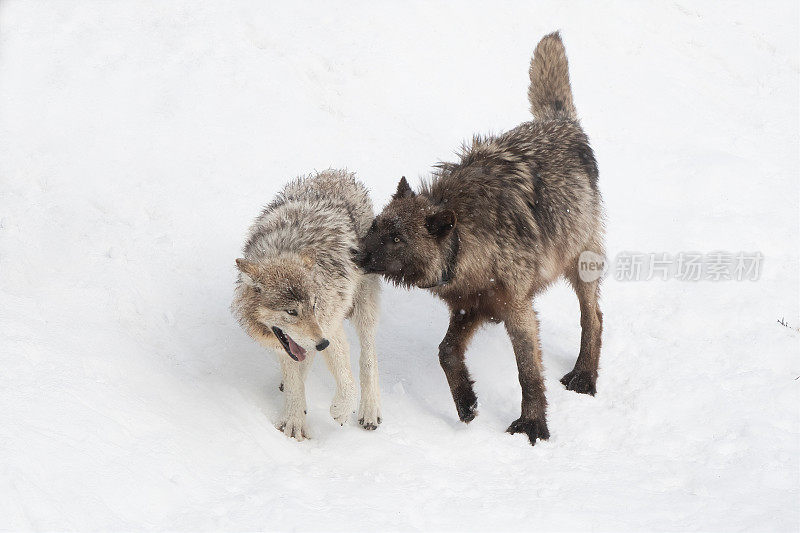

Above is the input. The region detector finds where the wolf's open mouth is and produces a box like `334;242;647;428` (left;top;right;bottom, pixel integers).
271;326;307;362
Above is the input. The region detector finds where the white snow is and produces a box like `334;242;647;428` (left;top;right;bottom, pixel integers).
1;1;798;531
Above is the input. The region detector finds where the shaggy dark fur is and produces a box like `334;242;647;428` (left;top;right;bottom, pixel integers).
359;32;605;445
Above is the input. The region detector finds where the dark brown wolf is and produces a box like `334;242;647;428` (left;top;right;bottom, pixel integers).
358;32;604;445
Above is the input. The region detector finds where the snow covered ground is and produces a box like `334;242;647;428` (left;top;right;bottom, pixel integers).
1;1;798;531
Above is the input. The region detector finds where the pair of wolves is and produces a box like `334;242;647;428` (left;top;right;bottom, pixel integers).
232;32;604;446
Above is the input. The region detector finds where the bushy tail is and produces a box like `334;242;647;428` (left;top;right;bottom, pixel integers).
528;31;577;121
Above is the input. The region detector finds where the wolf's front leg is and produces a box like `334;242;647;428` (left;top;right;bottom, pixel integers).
356;334;381;430
352;276;382;430
324;327;357;426
277;356;310;441
438;309;482;423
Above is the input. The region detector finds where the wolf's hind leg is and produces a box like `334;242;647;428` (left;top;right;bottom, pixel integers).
504;303;549;445
324;326;357;426
562;260;603;395
351;275;382;430
277;356;310;441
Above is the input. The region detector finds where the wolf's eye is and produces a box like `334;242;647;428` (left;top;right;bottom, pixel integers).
286;309;298;316
253;285;262;294
393;237;400;243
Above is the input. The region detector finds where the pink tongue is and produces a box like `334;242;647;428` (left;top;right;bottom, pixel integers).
287;336;307;361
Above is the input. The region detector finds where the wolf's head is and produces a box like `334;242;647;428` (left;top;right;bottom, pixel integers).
234;254;329;361
357;177;457;289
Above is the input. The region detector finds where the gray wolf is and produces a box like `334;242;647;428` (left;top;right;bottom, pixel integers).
357;32;604;445
233;170;382;440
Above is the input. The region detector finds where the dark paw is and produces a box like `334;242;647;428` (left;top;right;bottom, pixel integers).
358;416;382;431
456;391;478;424
506;416;550;445
560;370;596;396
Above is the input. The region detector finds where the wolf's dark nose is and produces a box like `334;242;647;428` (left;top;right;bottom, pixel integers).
316;339;330;351
351;247;365;265
355;251;369;269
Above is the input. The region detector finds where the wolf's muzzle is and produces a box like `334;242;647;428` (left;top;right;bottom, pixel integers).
315;339;330;351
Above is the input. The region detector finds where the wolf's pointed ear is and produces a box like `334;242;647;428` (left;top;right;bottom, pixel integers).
425;209;456;239
299;250;316;270
236;258;259;281
393;176;415;199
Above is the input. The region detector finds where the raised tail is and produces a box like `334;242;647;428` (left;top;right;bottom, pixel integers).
528;31;577;121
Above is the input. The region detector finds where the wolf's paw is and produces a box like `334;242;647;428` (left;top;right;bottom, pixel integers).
454;389;478;423
330;391;356;426
277;415;308;441
506;416;550;446
560;369;597;396
357;399;382;431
